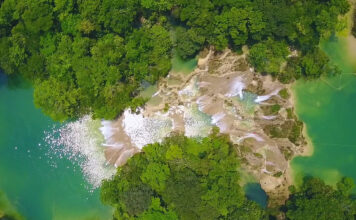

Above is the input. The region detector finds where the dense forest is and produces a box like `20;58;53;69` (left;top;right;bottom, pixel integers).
284;177;356;220
101;132;265;220
101;133;356;220
0;0;350;120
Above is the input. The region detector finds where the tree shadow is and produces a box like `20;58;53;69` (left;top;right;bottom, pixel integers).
0;71;32;90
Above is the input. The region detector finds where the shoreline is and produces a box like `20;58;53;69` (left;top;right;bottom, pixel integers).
285;82;315;190
288;82;314;157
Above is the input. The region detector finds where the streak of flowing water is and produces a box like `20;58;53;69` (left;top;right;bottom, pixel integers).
225;77;245;99
183;105;213;137
254;89;281;103
236;133;265;143
261;115;277;120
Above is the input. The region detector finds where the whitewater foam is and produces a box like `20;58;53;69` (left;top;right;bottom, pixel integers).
122;109;173;149
254;89;281;103
183;105;212;137
225;77;245;99
44;116;116;188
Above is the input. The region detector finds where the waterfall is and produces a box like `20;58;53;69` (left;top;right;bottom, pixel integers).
183;105;212;137
225;77;245;99
122;109;173;149
254;89;281;103
44;115;116;188
236;133;265;143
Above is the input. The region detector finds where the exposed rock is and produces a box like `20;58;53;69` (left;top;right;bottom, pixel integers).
102;49;308;207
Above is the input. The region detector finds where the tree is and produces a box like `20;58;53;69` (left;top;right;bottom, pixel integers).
175;26;205;59
0;0;350;121
248;39;289;74
101;134;265;220
300;48;333;78
285;177;356;220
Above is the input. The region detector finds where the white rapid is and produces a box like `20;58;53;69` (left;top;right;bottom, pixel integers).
225;77;245;99
211;112;226;124
183;105;212;137
261;115;277;120
44;115;116;188
236;133;265;143
254;89;281;103
122;109;173;149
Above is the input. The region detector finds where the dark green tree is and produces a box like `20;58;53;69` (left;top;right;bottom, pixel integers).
285;177;356;220
101;134;265;220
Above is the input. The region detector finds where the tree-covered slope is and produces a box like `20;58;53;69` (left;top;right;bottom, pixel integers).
0;0;350;120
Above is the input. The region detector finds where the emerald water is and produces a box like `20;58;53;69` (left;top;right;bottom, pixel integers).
244;183;268;208
171;52;198;74
0;74;111;220
292;36;356;186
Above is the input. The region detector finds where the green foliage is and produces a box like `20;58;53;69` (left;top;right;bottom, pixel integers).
285;177;356;220
175;26;204;59
0;0;172;120
249;39;289;74
279;89;290;99
101;134;265;220
352;7;356;38
0;0;350;120
300;49;333;78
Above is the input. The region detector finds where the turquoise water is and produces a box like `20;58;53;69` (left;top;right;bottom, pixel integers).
244;183;268;208
171;51;198;74
292;36;356;186
0;73;111;220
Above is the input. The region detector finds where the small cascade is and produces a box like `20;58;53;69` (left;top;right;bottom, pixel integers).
254;89;281;103
261;115;277;120
122;109;173;149
184;105;212;137
225;77;245;99
211;112;226;124
179;77;200;100
100;121;117;143
99;119;137;167
237;133;265;143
